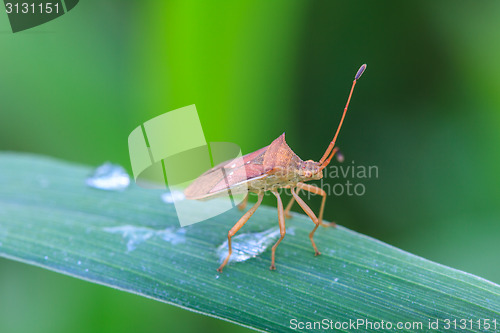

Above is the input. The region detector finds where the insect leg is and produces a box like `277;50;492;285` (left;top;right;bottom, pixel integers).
270;190;286;270
284;193;295;219
217;192;264;272
296;182;336;227
237;193;249;210
291;188;321;256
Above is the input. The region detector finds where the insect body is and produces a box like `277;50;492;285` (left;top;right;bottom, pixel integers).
185;64;367;272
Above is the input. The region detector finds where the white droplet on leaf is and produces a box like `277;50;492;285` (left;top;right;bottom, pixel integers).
86;162;130;191
161;190;185;204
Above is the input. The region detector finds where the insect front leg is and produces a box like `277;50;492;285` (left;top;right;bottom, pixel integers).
270;190;286;270
291;188;321;256
217;192;264;272
296;182;336;227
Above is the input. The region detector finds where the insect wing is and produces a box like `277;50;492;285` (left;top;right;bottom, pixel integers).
184;145;268;199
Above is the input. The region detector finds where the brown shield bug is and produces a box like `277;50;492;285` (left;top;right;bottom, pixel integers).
185;64;367;272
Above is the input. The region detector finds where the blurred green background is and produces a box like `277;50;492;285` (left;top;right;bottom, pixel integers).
1;1;499;332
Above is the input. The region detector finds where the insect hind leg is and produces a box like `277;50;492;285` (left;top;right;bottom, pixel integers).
270;190;286;270
217;192;264;272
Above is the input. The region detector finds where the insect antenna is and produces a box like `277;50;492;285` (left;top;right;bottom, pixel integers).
319;64;366;170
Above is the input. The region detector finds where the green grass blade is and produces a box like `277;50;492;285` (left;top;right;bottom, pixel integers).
0;153;498;332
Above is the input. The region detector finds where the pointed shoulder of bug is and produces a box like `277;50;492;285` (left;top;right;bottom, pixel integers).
243;133;325;192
